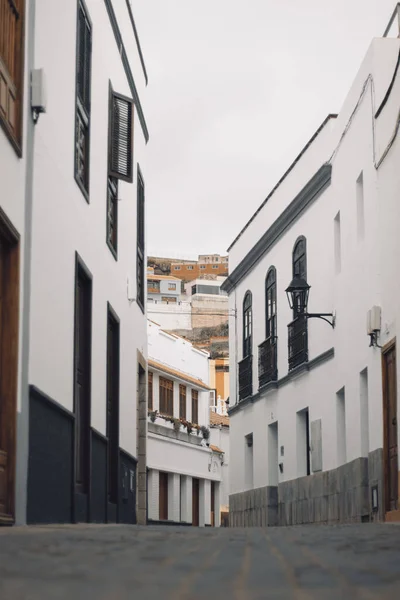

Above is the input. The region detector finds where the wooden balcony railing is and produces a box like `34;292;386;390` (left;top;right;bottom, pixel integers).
238;355;252;401
288;315;308;371
258;337;278;387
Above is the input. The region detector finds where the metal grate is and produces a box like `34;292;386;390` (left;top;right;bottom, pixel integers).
238;355;252;401
258;337;278;387
288;316;308;371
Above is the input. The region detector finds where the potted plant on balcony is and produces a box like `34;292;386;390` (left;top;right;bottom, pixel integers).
173;418;181;433
201;426;210;445
149;410;158;423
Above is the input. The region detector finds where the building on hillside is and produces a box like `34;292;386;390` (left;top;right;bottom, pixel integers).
147;321;224;526
147;268;182;304
0;0;149;526
223;9;400;526
172;255;229;281
185;277;229;329
209;410;230;526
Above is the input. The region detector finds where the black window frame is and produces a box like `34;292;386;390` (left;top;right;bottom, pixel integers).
265;267;277;339
74;0;92;202
106;302;120;505
243;291;253;359
292;236;307;317
136;165;145;312
106;176;118;259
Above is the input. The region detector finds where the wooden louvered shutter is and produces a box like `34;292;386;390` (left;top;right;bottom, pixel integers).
0;0;24;151
109;91;134;183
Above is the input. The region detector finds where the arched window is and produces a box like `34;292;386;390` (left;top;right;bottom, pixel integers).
292;237;307;315
292;236;307;279
243;291;252;358
265;267;277;339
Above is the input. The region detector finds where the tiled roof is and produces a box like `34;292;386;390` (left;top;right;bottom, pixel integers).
210;444;224;454
210;411;230;427
148;359;211;391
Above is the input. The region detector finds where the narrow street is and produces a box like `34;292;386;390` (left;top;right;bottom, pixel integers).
1;524;400;599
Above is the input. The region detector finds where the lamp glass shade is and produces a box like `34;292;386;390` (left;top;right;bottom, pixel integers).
285;277;310;313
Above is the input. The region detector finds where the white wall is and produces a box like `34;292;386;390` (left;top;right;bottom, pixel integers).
147;300;192;331
28;0;148;457
148;320;209;385
228;37;400;495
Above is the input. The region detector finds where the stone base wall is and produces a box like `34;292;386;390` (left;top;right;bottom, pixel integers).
229;452;385;527
229;486;278;527
279;457;369;526
368;448;384;522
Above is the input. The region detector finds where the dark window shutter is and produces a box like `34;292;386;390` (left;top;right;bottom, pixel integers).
109;92;134;182
77;5;91;112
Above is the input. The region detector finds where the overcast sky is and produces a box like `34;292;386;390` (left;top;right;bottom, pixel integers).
134;0;396;259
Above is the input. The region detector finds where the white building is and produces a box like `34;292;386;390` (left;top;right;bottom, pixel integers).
1;0;149;526
147;321;224;526
209;409;230;526
223;10;400;526
147;270;182;303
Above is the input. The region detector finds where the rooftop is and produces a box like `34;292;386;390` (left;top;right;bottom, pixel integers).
148;359;211;391
210;411;230;427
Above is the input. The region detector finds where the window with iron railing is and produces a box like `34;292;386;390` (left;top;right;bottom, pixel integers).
288;315;308;371
258;337;277;387
238;355;252;401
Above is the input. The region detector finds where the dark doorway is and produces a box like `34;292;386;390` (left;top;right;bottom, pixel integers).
107;304;120;511
73;256;92;521
0;211;20;525
211;481;215;527
159;472;168;520
192;478;200;526
383;342;398;514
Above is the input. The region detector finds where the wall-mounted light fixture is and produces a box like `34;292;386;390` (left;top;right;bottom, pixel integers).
285;277;335;328
31;68;47;124
367;306;382;348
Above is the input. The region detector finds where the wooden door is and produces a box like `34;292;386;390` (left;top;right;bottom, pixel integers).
211;481;215;527
383;343;398;513
192;478;199;526
0;217;20;526
159;472;168;520
107;306;119;506
74;263;92;498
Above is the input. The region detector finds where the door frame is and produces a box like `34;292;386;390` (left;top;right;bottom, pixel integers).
0;207;20;525
382;337;399;520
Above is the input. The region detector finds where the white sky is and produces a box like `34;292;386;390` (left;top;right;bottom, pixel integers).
134;0;397;259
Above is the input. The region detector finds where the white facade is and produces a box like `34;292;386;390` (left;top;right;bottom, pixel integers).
1;0;150;525
147;274;182;303
147;321;224;526
225;31;400;524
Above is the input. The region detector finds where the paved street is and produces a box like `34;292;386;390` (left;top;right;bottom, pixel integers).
0;524;400;599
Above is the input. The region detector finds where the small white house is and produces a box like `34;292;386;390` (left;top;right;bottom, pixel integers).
147;320;224;526
223;10;400;526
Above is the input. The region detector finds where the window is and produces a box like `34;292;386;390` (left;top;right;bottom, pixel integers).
244;434;254;490
191;285;197;295
200;265;206;270
243;291;252;358
108;90;134;182
168;283;177;290
174;266;181;271
107;304;120;504
148;280;160;292
161;296;177;303
159;377;173;416
265;267;277;339
148;372;153;410
297;409;310;476
288;237;308;370
336;388;347;466
0;0;25;152
212;265;218;269
334;212;341;274
159;472;168;520
187;266;194;270
74;1;92;198
106;177;118;257
179;385;186;419
137;167;145;309
191;389;198;424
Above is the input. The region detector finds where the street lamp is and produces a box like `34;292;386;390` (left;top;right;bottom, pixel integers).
285;276;335;328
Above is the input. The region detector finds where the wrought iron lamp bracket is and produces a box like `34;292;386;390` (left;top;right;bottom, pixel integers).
306;312;335;329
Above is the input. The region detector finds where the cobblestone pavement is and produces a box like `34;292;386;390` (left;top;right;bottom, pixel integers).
1;523;400;599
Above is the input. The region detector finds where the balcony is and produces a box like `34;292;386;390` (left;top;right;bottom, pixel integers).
288;315;308;371
258;337;277;388
238;355;252;401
